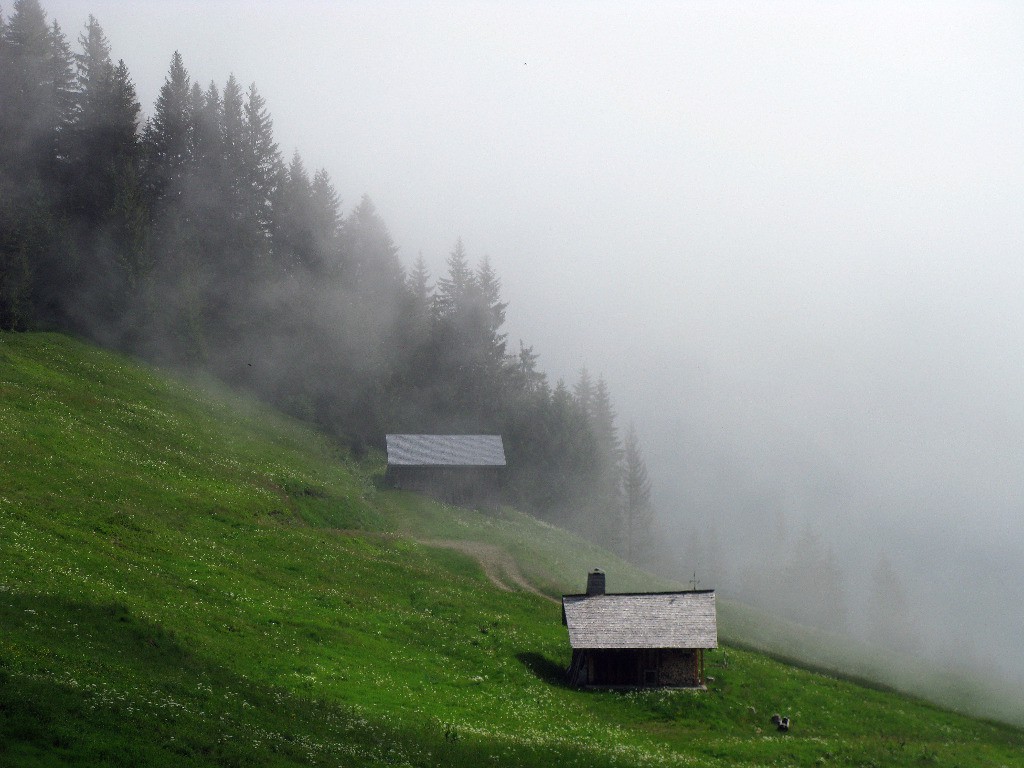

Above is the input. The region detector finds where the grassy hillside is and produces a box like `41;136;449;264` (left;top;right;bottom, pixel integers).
1;332;1021;767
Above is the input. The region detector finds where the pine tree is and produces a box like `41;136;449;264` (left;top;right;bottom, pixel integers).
1;1;72;171
191;81;222;172
275;166;341;282
69;18;141;231
573;368;594;421
341;195;403;296
0;7;8;115
0;2;76;329
71;16;115;211
240;82;282;264
183;80;234;353
38;19;77;323
621;422;654;561
211;73;258;283
109;60;140;156
310;168;341;267
220;74;245;213
407;252;432;321
141;52;212;363
588;375;623;551
143;51;192;207
108;153;148;306
554;378;602;526
433;237;473;319
62;15;143;337
474;255;508;365
273;151;303;263
0;8;7;90
0;2;38;329
592;377;620;461
41;19;75;181
426;240;513;424
514;341;546;393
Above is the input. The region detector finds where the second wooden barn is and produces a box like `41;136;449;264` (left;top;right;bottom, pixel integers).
384;434;506;506
562;569;718;688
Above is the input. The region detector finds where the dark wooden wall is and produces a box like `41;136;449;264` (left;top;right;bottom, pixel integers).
386;466;502;506
568;648;705;688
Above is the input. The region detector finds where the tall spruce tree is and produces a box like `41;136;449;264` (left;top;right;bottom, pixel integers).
427;240;512;426
1;1;53;174
341;195;403;297
69;15;115;223
514;341;545;393
309;168;341;275
142;51;207;362
272;151;315;274
474;255;508;367
63;16;142;337
210;73;258;292
143;51;191;208
220;74;245;217
621;422;654;561
41;19;75;182
407;252;432;322
588;375;623;550
240;82;282;267
555;378;602;525
190;81;222;172
0;2;75;329
0;3;33;329
69;18;140;221
573;368;594;422
433;237;473;319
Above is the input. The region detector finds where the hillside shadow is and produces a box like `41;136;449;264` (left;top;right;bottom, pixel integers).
0;590;411;764
2;592;196;676
516;652;571;688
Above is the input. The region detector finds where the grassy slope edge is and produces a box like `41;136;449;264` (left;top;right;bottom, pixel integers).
1;332;1021;767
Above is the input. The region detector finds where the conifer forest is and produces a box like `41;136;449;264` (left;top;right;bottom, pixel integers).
0;0;653;557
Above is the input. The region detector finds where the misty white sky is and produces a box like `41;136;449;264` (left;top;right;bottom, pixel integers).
42;1;1024;563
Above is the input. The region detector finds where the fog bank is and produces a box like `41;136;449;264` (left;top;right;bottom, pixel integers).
45;0;1024;718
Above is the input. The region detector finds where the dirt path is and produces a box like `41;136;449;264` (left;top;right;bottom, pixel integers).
419;539;558;604
328;529;558;603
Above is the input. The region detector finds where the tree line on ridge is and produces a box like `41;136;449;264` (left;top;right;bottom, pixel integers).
0;0;655;559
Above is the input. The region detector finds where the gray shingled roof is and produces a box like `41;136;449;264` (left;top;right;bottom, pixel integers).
385;434;507;467
562;591;718;650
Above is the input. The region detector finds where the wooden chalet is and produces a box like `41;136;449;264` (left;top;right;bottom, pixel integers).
561;570;718;688
384;434;506;506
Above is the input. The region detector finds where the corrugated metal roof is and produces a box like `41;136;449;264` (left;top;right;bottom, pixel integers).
562;591;718;650
385;434;507;467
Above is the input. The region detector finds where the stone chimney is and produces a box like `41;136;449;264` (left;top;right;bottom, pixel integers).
586;568;606;596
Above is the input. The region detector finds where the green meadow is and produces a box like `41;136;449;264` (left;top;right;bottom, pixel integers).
1;332;1021;766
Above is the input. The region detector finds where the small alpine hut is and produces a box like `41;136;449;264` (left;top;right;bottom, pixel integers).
561;569;718;688
384;434;506;506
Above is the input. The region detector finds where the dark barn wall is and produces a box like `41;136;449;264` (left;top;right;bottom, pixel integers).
569;648;704;688
386;466;503;506
590;649;645;686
